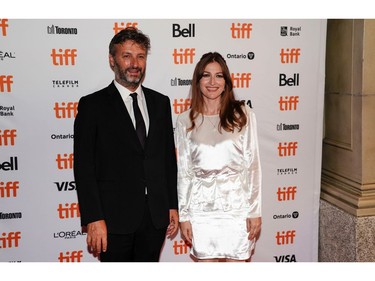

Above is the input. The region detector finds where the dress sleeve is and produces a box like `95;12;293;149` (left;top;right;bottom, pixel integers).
175;115;193;222
244;109;262;218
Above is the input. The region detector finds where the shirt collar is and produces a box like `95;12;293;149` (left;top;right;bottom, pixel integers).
113;80;144;101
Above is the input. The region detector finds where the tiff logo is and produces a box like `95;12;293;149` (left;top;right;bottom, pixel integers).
277;186;297;201
173;98;191;114
278;142;298;157
54;102;78;118
230;23;252;39
113;22;138;35
0;129;17;146
231;73;251;88
0;75;14;93
0;19;9;36
279;96;299;111
173;240;190;255
58;250;83;262
172;48;195;64
57;203;80;219
276;230;296;245
0;181;19;198
51;49;77;66
56;153;74;170
0;231;21;249
280;48;301;63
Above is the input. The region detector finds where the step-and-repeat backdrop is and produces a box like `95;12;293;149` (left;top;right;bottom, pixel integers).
0;19;326;262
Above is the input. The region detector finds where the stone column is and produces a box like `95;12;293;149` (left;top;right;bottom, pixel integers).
320;19;375;262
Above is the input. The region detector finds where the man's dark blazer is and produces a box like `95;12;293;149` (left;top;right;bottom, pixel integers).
73;81;178;234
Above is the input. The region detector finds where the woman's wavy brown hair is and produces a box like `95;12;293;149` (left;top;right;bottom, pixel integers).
188;52;247;132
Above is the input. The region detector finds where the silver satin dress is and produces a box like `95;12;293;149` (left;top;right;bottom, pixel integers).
176;105;262;260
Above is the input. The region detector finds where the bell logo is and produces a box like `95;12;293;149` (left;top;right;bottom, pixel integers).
280;48;301;64
276;230;296;245
0;75;14;93
54;102;78;118
279;96;299;111
173;240;190;255
51;48;77;66
173;98;191;114
0;231;21;249
56;153;74;170
58;250;83;262
0;129;17;146
278;142;298;157
172;48;195;64
0;19;8;36
230;23;252;39
231;73;251;88
0;181;19;198
277;186;297;201
57;202;80;219
113;22;138;34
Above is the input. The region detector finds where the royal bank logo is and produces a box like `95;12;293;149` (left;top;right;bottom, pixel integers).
0;105;15;117
47;25;78;35
280;26;302;37
0;51;16;61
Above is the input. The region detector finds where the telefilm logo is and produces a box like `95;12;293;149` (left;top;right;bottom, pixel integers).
172;23;195;37
273;211;299;220
170;77;192;86
230;23;252;39
274;254;297;262
0;211;22;220
113;22;138;34
0;75;14;93
0;181;19;198
0;231;21;249
0;156;18;171
0;105;15;117
0;19;9;36
277;167;298;175
280;26;302;37
0;51;16;61
58;250;83;262
53;229;86;239
47;25;78;35
52;80;79;88
227;52;255;60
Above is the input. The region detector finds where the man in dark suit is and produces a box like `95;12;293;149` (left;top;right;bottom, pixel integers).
73;27;178;262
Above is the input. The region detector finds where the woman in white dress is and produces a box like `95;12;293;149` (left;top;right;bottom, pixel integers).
175;52;262;262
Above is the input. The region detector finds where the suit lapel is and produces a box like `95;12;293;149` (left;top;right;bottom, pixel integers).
143;86;156;151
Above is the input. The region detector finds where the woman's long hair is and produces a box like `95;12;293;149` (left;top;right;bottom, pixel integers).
188;52;247;132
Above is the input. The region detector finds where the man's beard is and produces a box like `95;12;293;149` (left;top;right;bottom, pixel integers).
115;61;144;88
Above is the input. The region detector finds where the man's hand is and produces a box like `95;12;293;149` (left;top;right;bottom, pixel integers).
167;209;179;238
86;220;107;255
